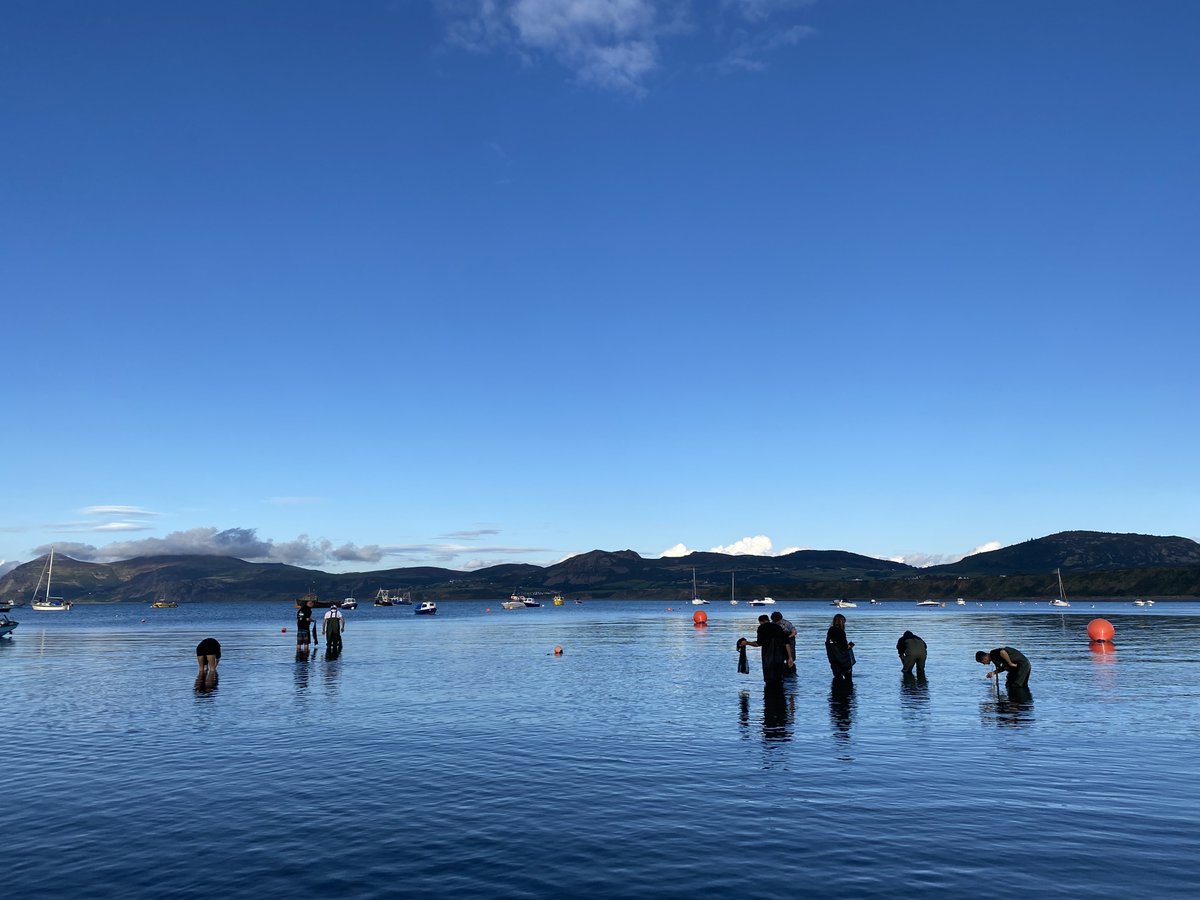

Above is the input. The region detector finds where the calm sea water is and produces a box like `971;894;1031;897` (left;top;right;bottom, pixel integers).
4;599;1199;898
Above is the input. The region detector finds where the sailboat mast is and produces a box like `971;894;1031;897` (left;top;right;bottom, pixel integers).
47;548;54;599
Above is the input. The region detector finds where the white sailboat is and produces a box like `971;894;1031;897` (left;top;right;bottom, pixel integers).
690;569;708;605
729;572;737;605
31;549;72;612
1049;568;1071;608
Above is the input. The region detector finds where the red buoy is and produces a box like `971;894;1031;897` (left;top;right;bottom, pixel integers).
554;645;563;656
693;610;708;625
1087;618;1115;642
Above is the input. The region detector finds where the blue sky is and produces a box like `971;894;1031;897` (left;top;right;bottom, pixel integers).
3;0;1198;576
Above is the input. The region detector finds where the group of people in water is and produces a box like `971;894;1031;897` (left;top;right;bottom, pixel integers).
738;612;1032;691
294;598;346;655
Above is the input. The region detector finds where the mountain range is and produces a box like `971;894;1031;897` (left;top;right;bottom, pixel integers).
2;530;1198;604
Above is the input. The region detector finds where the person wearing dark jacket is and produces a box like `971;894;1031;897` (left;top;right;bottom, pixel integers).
976;646;1031;688
825;614;854;683
896;630;927;678
739;615;794;686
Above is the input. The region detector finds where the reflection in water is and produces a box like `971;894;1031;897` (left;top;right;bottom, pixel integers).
828;680;855;757
736;686;796;761
1089;640;1117;690
762;685;794;744
981;685;1035;728
899;674;930;723
193;671;218;697
294;648;312;694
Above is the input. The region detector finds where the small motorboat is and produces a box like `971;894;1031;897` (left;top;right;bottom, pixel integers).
151;600;178;608
956;598;966;606
501;599;524;610
414;601;437;616
0;615;18;638
341;597;358;610
748;597;775;607
521;597;543;608
916;600;940;608
832;598;857;609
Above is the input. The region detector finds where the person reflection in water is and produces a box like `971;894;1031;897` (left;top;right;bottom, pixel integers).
828;677;854;743
976;647;1031;689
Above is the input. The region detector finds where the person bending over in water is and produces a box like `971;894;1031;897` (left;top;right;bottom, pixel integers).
896;630;927;678
196;637;221;675
976;646;1031;688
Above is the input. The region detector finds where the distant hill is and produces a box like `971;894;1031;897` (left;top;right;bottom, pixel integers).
927;531;1200;576
1;531;1197;603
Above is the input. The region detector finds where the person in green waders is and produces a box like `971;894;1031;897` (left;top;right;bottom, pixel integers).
323;604;345;653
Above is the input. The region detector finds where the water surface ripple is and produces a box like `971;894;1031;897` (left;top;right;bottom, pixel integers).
4;600;1198;897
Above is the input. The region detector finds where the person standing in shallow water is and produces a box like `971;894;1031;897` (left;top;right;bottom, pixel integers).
896;630;927;678
295;600;314;648
323;604;345;652
976;646;1031;688
825;614;855;683
739;614;794;685
771;611;797;675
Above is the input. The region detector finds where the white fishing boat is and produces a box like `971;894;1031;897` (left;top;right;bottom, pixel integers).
414;600;437;616
1049;569;1071;608
690;569;709;605
832;598;857;609
747;596;775;607
501;598;525;610
916;599;939;608
341;597;358;610
31;549;72;611
0;615;18;637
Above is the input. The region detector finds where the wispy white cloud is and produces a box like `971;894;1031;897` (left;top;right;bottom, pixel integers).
79;505;161;517
438;0;816;92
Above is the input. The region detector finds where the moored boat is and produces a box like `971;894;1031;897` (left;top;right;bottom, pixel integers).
1049;569;1071;607
151;600;178;609
832;598;857;609
341;597;358;610
747;596;775;607
414;600;437;615
31;549;72;611
0;615;18;638
916;599;940;608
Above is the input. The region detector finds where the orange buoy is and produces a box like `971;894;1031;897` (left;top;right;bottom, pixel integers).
554;646;563;656
666;607;673;612
1087;618;1115;642
693;610;708;625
